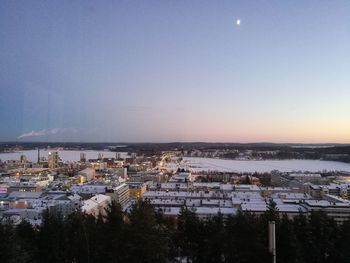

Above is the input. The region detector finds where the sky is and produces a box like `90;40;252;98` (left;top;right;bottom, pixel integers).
1;0;350;143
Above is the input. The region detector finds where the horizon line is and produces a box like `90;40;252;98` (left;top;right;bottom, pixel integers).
1;141;350;146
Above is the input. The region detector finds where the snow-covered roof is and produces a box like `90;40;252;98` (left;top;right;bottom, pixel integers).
241;203;305;213
91;194;111;204
113;183;128;192
271;192;311;200
159;206;237;216
304;200;350;208
290;173;321;177
81;194;111;213
8;191;43;199
81;199;98;212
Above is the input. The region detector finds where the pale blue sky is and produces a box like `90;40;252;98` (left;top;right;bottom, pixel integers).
1;1;350;142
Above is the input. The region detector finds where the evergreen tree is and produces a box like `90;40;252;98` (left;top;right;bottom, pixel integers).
36;210;66;263
203;213;225;263
276;214;297;263
2;200;350;263
125;200;169;263
0;222;24;263
307;211;338;263
293;212;311;263
102;201;127;262
263;198;279;223
176;206;205;262
16;220;37;263
222;214;239;263
64;212;92;263
335;219;350;263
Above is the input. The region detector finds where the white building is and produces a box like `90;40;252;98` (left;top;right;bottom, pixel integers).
2;192;82;225
109;183;129;209
169;172;193;183
81;194;111;217
78;168;96;183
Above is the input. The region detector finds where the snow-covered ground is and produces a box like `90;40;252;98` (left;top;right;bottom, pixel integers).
175;157;350;173
0;150;129;162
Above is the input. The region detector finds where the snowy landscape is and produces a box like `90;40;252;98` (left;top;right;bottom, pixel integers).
178;157;350;173
2;150;350;173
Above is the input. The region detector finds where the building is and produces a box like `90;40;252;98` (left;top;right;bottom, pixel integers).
289;173;322;183
48;152;59;169
169;172;193;183
142;181;350;221
71;183;130;209
109;183;129;209
81;194;111;217
80;153;86;163
301;199;350;222
77;168;96;183
2;191;81;225
8;182;39;193
20;155;27;163
71;184;108;196
127;182;147;199
91;162;108;171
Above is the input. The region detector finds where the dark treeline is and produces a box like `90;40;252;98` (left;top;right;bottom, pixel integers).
1;200;350;263
2;142;350;159
1;142;350;163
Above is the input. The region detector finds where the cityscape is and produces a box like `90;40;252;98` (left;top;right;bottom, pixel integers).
1;142;350;262
1;1;350;263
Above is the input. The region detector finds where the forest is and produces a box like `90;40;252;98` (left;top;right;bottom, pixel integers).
1;200;350;263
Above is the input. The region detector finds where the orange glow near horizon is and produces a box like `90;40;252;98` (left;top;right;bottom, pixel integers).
158;114;350;144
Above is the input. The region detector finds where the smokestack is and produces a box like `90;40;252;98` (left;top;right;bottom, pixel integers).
37;148;40;164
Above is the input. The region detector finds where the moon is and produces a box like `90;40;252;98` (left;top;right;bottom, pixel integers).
236;19;241;26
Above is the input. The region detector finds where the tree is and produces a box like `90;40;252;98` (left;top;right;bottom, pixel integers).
64;212;93;263
125;200;169;262
16;220;37;263
335;219;350;262
263;198;279;223
276;214;297;263
0;222;24;263
176;207;209;262
307;211;338;263
101;201;127;262
223;211;270;263
203;213;225;263
36;210;66;263
293;212;311;262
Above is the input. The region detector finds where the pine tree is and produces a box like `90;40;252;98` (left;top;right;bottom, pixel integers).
293;212;311;262
36;210;66;263
102;201;127;262
16;220;37;263
176;206;205;262
276;214;297;263
125;200;169;263
336;219;350;263
263;198;279;222
64;212;92;263
204;212;225;263
0;222;23;263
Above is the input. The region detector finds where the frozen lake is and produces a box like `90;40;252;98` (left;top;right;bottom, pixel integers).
0;150;129;162
180;157;350;173
2;151;350;173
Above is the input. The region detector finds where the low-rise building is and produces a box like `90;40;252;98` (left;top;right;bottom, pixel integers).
81;194;111;217
127;182;147;199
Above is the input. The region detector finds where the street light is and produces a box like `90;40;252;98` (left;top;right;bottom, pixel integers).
268;221;276;263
